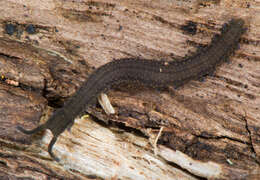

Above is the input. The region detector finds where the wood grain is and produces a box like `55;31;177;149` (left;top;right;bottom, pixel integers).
0;0;259;179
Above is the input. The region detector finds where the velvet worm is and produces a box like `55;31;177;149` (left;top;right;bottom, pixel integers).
17;18;246;161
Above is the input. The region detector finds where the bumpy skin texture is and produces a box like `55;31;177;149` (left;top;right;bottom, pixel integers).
17;18;246;161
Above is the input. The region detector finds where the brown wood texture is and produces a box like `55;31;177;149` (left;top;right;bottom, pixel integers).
0;0;259;179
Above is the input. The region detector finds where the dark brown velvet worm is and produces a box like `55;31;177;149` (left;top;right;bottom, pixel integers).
17;18;246;161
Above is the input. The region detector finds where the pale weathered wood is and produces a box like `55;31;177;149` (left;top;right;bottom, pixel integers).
0;0;260;179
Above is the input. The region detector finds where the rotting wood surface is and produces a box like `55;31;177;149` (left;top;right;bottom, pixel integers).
0;0;259;179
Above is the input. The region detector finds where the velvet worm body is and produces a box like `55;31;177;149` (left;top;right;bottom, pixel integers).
17;18;246;161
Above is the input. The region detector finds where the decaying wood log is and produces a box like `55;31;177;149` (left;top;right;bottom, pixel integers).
0;0;259;179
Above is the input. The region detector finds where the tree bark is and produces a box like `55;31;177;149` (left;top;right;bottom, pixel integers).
0;0;259;179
